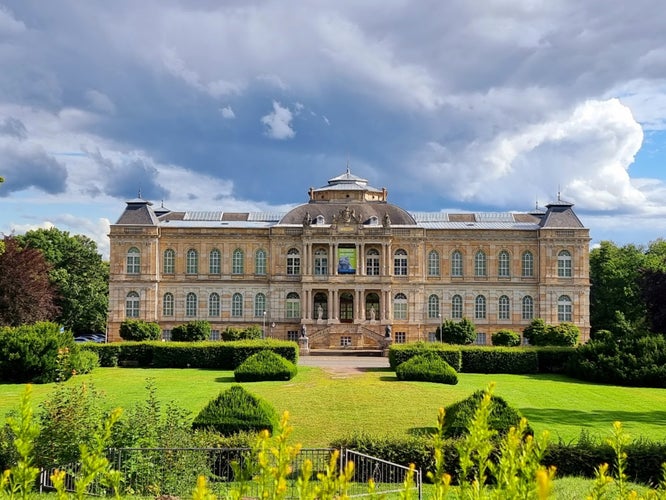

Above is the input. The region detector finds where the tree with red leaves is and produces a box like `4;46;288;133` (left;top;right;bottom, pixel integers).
0;236;59;326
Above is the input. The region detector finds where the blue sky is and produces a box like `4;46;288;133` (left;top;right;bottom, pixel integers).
1;1;666;258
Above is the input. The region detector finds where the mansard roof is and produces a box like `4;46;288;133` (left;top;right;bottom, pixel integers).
539;199;585;228
115;198;159;225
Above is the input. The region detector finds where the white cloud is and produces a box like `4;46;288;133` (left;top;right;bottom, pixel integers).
261;101;295;140
220;106;235;119
0;5;25;36
85;90;116;115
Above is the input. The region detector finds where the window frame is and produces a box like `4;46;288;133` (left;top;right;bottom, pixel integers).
393;292;408;320
254;293;266;317
394;249;408;276
522;295;534;320
498;295;510;320
451;294;463;319
427;294;440;319
208;292;220;317
209;249;221;274
451;250;463;277
255;249;267;275
498;251;510;277
314;248;328;276
126;291;140;318
427;250;440;277
475;295;486;320
558;295;573;322
185;292;198;317
186;249;198;274
163;249;175;274
474;251;487;277
366;248;380;276
231;292;243;317
286;248;300;276
286;292;301;319
558;250;572;277
126;247;140;274
232;248;244;275
162;292;174;316
522;251;534;277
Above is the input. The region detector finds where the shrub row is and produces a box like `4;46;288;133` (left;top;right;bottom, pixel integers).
331;434;666;485
81;339;298;369
388;342;575;374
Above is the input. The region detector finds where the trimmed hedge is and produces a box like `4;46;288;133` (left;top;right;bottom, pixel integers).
234;350;297;382
395;353;458;384
442;390;531;439
459;347;538;374
81;339;298;369
491;329;521;347
191;385;279;436
388;342;575;375
388;342;462;371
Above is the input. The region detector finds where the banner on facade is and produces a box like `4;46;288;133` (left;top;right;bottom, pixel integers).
337;247;357;274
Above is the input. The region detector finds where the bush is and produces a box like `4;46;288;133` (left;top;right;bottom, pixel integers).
460;347;538;374
388;342;462;370
119;319;161;341
395;353;458;384
0;322;77;383
440;318;476;345
523;318;579;346
234;350;297;382
69;349;99;374
535;346;576;373
221;325;263;341
171;320;211;342
442;390;531;439
491;329;521;347
192;386;279;436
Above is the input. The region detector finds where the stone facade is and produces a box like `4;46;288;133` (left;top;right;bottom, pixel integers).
108;170;590;347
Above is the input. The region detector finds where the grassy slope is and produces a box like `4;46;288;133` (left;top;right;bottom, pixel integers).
1;367;665;447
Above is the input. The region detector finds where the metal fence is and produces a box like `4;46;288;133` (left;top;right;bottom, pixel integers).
39;447;421;499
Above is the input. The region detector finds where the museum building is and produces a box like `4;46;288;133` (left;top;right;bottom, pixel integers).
107;169;591;346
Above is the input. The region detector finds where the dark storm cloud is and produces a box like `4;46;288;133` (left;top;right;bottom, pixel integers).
0;117;27;140
0;148;67;196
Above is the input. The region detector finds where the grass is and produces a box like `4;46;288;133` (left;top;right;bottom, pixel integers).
1;366;666;447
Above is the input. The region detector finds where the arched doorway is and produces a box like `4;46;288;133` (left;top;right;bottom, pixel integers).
365;292;380;320
339;292;354;323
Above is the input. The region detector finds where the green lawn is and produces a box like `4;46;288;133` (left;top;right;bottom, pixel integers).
1;366;665;447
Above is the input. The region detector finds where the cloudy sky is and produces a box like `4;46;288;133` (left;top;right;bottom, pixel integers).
1;0;666;258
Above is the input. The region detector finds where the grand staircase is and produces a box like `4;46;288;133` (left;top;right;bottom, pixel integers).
303;324;390;356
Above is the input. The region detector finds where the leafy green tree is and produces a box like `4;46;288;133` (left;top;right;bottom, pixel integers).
119;319;161;341
440;318;476;345
17;227;108;335
0;237;58;326
171;320;211;341
491;329;521;347
523;318;579;346
640;267;666;334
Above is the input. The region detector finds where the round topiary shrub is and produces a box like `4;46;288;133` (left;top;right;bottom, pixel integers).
234;350;297;382
119;319;161;341
171;320;211;341
395;353;458;385
442;390;531;438
491;329;521;347
192;385;279;436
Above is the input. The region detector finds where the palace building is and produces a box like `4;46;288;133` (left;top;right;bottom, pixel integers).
107;169;591;347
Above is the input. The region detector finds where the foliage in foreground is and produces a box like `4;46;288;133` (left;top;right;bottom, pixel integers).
395;353;458;384
172;320;212;342
118;319;161;341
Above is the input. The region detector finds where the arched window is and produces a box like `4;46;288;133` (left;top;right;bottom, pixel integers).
316;215;325;225
558;295;572;322
126;247;140;274
314;248;328;275
522;251;534;277
254;293;266;317
232;293;243;317
366;249;380;276
163;249;175;274
558;250;572;277
286;292;300;319
498;295;510;320
365;293;380;320
451;250;463;277
255;249;267;275
162;292;174;316
451;294;463;319
498;251;510;277
428;294;440;319
186;292;198;317
186;249;198;274
287;248;300;275
208;293;220;317
475;295;486;319
394;249;408;276
209;249;221;274
232;249;244;275
522;295;534;320
393;293;408;320
474;251;487;277
428;250;440;277
125;291;140;317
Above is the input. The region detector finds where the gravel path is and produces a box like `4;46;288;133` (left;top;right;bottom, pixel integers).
298;355;390;377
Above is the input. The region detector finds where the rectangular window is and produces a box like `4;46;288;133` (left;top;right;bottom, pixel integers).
366;256;380;276
395;332;406;344
475;332;487;345
340;336;352;347
287;330;299;342
394;303;407;320
210;330;220;341
162;329;171;341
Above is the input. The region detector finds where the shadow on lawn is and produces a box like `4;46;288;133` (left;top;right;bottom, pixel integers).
521;407;666;428
214;375;236;383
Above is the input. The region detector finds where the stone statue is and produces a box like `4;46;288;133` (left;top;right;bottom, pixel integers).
385;325;392;338
302;211;312;226
383;212;391;228
300;324;307;337
317;304;323;320
369;306;376;321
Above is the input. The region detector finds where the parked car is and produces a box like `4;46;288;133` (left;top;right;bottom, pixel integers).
74;333;106;343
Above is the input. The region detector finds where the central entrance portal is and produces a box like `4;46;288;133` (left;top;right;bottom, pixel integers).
339;292;354;323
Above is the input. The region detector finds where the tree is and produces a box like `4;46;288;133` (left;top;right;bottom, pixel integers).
0;237;59;326
440;318;476;345
119;319;161;341
523;318;579;346
16;228;108;335
171;320;211;341
589;241;648;332
640;268;666;334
